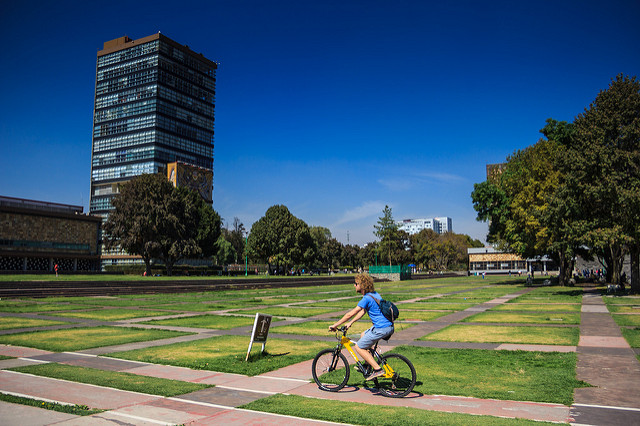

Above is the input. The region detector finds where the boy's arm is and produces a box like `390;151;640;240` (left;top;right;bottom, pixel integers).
330;305;364;331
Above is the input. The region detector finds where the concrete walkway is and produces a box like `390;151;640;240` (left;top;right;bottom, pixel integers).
0;284;639;425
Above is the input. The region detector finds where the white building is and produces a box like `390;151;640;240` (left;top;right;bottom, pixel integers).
397;217;452;235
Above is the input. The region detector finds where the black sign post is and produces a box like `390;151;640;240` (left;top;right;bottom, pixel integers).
246;313;272;361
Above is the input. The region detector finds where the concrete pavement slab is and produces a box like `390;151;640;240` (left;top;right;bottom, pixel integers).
177;386;266;407
579;335;630;348
0;400;78;426
582;305;610;313
0;370;160;409
221;375;309;394
0;344;52;358
190;408;350;425
496;343;576;352
288;382;572;423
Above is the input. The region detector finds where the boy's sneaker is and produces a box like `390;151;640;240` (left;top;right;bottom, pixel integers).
365;368;384;381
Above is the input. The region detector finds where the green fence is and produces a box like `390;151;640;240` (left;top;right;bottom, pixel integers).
368;265;412;280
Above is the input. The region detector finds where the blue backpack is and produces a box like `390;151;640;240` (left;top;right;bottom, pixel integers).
367;294;399;322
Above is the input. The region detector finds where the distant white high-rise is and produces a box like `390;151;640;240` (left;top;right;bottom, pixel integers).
434;217;452;233
397;217;452;235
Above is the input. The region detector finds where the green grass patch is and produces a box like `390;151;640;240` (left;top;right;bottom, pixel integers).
491;304;581;312
621;328;640;347
612;314;640;327
270;320;415;336
0;316;69;330
397;310;451;321
0;303;96;313
0;326;191;351
603;295;640;305
512;288;583;303
142;314;263;329
420;324;579;345
399;302;473;311
380;346;589;405
0;392;103;416
607;305;640;313
52;308;174;321
107;334;328;376
463;311;581;324
241;306;341;318
241;394;555;426
9;363;210;397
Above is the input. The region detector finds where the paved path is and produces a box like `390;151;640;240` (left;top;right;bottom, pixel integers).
1;283;639;425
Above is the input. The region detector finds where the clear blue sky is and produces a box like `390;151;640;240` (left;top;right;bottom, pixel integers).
1;0;638;246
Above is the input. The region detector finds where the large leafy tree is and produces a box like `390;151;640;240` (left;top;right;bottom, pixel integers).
103;173;173;276
103;173;221;276
564;75;640;289
246;205;314;273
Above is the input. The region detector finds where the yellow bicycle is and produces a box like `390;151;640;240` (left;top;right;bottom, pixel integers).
312;326;416;397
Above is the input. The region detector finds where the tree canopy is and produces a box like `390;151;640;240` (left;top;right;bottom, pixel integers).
471;74;640;290
103;173;221;276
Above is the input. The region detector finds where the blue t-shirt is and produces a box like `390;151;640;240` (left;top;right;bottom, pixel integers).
357;292;393;329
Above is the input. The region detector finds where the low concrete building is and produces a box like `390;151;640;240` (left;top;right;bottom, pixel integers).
0;196;101;272
468;247;558;275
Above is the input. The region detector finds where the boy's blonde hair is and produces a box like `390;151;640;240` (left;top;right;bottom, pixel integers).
355;273;375;294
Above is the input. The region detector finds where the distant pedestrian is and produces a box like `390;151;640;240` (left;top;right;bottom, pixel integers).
482;271;485;279
54;263;59;277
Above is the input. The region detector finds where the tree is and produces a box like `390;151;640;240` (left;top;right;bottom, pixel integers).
103;173;174;276
246;205;314;273
103;173;221;276
221;217;246;264
373;205;403;266
564;75;640;289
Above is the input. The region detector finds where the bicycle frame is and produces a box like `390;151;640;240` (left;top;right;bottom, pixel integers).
335;329;394;379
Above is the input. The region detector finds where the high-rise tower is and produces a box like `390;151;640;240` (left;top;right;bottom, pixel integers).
89;33;217;216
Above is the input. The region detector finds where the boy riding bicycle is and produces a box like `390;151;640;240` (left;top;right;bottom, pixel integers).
329;273;393;380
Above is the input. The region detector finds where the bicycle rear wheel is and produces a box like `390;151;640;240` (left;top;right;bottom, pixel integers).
312;348;350;392
375;353;416;397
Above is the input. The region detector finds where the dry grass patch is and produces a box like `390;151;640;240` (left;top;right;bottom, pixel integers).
420;324;579;345
0;317;69;330
0;326;191;351
270;320;415;336
53;308;174;321
491;304;580;312
107;334;328;376
142;314;267;329
463;311;581;324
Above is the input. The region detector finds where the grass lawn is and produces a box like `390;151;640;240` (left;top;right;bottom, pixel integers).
399;302;474;311
0;316;69;330
606;305;640;313
363;346;588;405
141;314;268;329
269;320;415;336
0;393;103;416
241;394;556;426
612;314;640;327
603;295;640;305
621;328;640;347
52;308;176;321
419;324;579;345
107;334;328;376
491;303;581;312
0;326;192;352
397;310;451;321
240;306;342;318
0;303;97;313
9;363;210;397
463;311;581;325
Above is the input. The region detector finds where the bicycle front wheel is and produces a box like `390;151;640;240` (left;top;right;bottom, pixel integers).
312;348;350;392
375;353;417;398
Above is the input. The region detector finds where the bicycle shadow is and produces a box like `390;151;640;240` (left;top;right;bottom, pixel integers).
329;384;424;399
